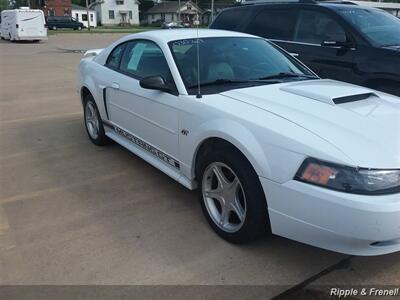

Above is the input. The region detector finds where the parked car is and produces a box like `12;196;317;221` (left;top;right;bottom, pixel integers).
161;22;184;29
46;16;84;30
210;1;400;96
78;29;400;256
1;8;47;41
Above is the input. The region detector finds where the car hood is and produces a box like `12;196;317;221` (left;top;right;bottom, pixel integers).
221;79;400;168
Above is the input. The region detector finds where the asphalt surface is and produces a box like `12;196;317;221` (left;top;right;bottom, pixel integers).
0;34;399;299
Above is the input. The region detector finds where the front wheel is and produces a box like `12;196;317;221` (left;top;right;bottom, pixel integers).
197;147;270;243
84;95;110;146
52;26;57;30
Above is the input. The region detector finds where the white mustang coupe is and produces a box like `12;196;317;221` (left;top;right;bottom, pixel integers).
78;29;400;256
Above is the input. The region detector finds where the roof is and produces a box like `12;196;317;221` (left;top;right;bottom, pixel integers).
223;0;390;12
123;29;256;43
71;4;95;11
319;2;400;11
146;1;202;14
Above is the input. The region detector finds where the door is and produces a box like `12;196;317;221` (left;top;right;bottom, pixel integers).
120;13;127;24
106;40;180;161
245;7;356;81
287;8;356;81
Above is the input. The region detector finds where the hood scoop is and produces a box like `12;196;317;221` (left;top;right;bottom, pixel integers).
280;79;379;105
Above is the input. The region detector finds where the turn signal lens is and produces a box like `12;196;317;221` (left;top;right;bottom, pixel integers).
300;163;337;185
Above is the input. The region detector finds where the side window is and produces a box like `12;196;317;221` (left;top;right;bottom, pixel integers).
120;40;173;82
211;9;252;31
294;10;347;44
246;9;296;40
106;43;126;70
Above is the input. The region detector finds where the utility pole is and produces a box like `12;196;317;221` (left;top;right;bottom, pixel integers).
211;0;214;24
86;0;91;31
178;0;181;25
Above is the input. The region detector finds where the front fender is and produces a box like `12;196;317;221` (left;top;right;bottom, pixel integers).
182;118;271;182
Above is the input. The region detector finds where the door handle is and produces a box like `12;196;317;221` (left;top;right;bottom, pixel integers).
289;52;299;57
111;82;120;90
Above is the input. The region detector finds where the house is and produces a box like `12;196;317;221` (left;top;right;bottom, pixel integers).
32;0;72;16
145;1;203;25
92;0;140;26
71;4;97;27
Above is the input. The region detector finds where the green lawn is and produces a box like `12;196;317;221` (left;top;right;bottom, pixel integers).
48;26;159;35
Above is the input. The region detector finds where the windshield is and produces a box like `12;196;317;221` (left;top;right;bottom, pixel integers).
338;8;400;47
169;37;315;94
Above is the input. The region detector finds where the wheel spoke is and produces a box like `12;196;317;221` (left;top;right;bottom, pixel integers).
204;189;223;201
220;202;230;226
92;122;98;135
230;197;245;222
229;176;240;192
212;165;230;190
88;104;95;117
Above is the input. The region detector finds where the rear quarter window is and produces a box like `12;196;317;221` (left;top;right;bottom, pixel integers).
106;43;126;70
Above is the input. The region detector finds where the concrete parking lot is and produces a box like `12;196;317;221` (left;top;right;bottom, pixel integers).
0;34;399;299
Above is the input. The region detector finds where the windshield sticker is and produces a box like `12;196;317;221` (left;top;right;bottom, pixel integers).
173;39;204;46
127;43;146;71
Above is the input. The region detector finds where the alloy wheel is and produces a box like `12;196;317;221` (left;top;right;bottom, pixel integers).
202;162;247;233
85;101;100;140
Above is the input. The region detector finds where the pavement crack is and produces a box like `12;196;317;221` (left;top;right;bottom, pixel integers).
272;256;353;300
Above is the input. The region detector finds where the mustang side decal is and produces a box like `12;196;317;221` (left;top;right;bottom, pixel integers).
105;121;180;170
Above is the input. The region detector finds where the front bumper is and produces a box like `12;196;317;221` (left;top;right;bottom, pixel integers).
260;177;400;256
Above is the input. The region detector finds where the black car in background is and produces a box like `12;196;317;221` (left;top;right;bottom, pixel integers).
46;16;84;30
210;1;400;96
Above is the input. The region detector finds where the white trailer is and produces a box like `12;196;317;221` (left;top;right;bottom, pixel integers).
1;8;47;41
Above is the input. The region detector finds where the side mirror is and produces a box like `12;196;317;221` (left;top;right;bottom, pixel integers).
140;76;171;93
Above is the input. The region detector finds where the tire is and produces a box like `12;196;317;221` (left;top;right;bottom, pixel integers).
197;146;270;244
52;26;57;30
83;94;110;146
77;26;82;31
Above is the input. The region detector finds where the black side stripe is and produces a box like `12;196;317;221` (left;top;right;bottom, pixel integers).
103;88;109;119
102;121;180;170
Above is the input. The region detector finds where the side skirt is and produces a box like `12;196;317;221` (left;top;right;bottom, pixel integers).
103;121;195;190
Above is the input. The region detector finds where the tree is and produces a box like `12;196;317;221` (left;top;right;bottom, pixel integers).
8;0;29;9
72;0;86;8
139;0;154;12
0;0;9;11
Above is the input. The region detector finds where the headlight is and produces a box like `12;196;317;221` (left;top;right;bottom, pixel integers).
295;158;400;195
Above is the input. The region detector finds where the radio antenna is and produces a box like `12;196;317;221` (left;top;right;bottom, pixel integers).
195;0;202;99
